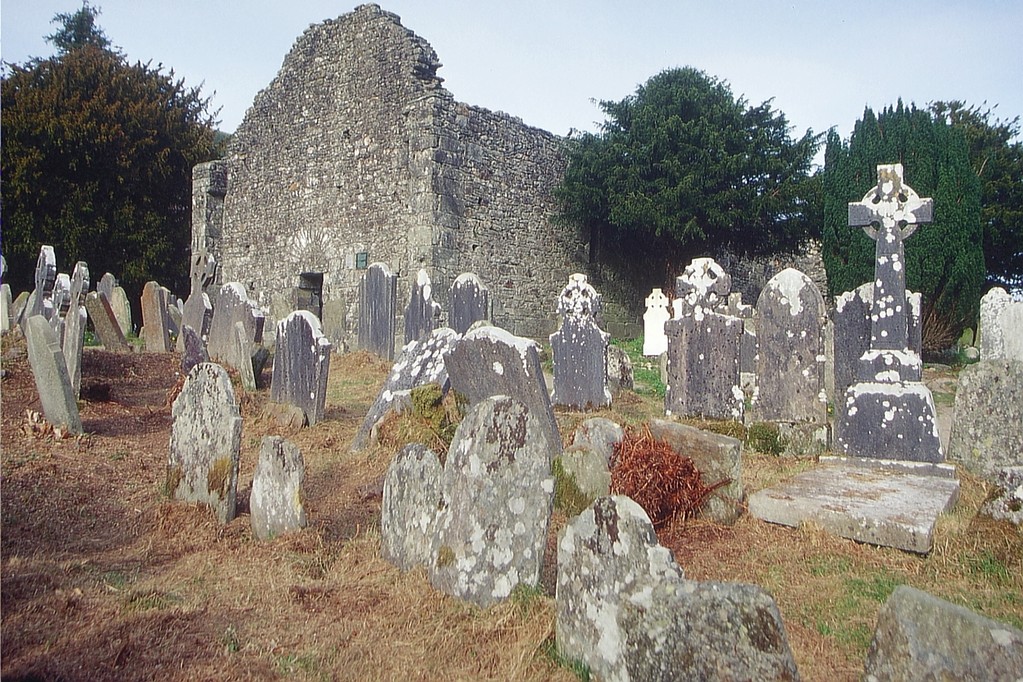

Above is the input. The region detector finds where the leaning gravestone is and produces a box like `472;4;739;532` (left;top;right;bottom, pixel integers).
233;321;258;391
754;267;827;424
947;359;1023;478
351;327;459;451
444;325;562;454
62;262;90;398
403;268;441;344
141;280;173;352
664;258;744;421
358;262;398;360
84;291;131;353
449;272;491;335
176;251;217;353
50;273;71;343
836;164;942;462
206;282;265;371
270;311;332;426
550;273;611;411
108;285;133;337
249;436;307;541
428;395;556;607
97;272;117;304
24;315;83;436
167;363;242;524
642;288;671;357
381;443;444;571
22;245;57;329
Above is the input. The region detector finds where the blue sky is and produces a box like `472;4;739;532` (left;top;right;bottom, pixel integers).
3;0;1021;159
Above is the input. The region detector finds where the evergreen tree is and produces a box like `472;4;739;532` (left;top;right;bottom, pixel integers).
1;5;221;303
822;102;984;350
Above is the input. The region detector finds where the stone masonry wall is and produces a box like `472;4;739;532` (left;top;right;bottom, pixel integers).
211;4;593;342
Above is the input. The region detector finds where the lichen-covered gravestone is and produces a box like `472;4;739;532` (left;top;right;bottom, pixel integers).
207;282;265;371
381;443;444;571
403;268;441;344
664;258;744;421
270;311;332;426
428;396;556;607
754;267;827;424
141;280;172;352
167;363;243;524
642;288;670;357
444;325;562;455
449;272;491;335
836;164;942;462
249;436;307;540
180;325;209;374
550;273;611;411
62;262;90;398
978;287;1023;362
358;262;398;360
351;327;458;451
947;359;1023;478
24;315;83;436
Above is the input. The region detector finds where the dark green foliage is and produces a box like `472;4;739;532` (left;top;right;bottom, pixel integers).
931;101;1023;289
822;102;984;345
46;1;112;56
556;67;821;292
745;422;787;456
1;5;221;304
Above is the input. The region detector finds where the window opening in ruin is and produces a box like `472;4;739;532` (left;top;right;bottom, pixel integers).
355;252;369;270
297;272;324;320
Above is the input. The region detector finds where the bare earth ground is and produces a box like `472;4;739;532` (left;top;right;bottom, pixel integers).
1;336;1021;681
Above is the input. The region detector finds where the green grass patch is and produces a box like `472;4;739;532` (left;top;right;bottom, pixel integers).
613;337;666;399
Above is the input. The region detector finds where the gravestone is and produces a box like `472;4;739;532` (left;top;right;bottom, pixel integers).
642;288;671;356
249;436;307;540
449;272;491;335
207;282;265;371
176;251;217;353
671;257;731;318
754;268;827;424
233;321;258;391
108;285;133;337
358;262;398;360
836;164;942;462
980;466;1023;526
22;245;57;329
24;315;83;436
428;396;556;607
947;359;1023;478
97;272;117;303
141;281;172;352
180;325;209;374
167;363;242;524
352;327;459;451
978;287;1023;362
0;282;11;334
10;291;30;329
605;344;634;394
550;273;611;410
444;325;562;454
50;273;71;343
62;262;90;398
270;311;332;426
84;291;132;353
572;418;624;466
403;268;441;344
381;443;444;571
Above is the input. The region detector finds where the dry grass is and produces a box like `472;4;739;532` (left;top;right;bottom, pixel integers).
2;334;1021;681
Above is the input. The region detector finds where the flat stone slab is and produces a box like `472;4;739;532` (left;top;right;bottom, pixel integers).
748;463;960;554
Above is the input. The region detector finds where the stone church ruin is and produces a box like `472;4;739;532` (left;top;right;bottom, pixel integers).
194;3;597;341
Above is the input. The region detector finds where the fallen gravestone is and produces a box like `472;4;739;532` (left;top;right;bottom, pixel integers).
864;585;1023;680
947;359;1023;478
381;443;444;571
24;315;83;436
358;262;398;360
270;311;331;426
550;274;611;410
167;363;243;524
249;436;307;540
428;396;555;607
449;272;491;335
404;268;441;344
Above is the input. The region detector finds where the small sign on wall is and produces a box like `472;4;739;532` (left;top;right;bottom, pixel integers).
356;252;369;270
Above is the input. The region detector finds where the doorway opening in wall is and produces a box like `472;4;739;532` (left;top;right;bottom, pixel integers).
297;272;324;320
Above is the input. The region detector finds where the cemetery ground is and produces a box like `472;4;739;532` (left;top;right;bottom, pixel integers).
2;336;1021;681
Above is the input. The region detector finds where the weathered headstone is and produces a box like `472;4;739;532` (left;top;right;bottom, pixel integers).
550;273;611;410
404;268;441;344
428;396;556;607
754;268;827;424
176;251;217;353
62;262;90;398
947;359;1023;478
207;282;265;370
381;443;444;571
642;288;670;357
50;273;71;343
864;585;1023;680
108;285;133;337
444;325;562;454
83;292;132;353
270;311;331;426
97;272;117;303
0;282;11;334
978;287;1023;362
357;262;398;360
167;363;242;524
449;272;490;335
10;291;30;330
249;436;307;540
180;325;209;374
671;257;732;318
352;327;459;451
836;164;942;462
23;315;83;436
572;418;624;466
233;321;258;391
22;245;57;328
980;466;1023;526
605;344;634;394
141;280;172;352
